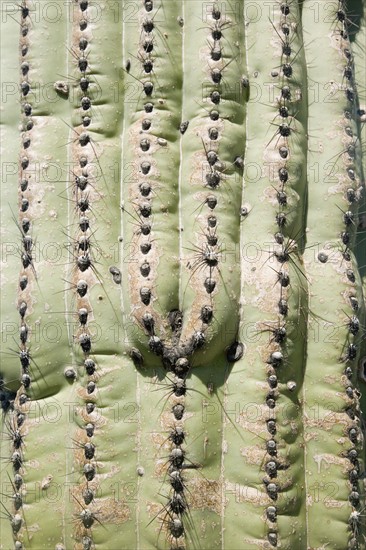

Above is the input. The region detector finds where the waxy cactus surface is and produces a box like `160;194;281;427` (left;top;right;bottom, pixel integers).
1;0;366;548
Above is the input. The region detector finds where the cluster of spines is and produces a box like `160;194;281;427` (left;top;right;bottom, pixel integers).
261;3;301;547
204;3;225;192
67;2;98;547
332;3;365;547
191;4;246;346
274;0;295;234
202;5;244;190
158;358;192;548
189;5;226;341
73;0;94;290
77;0;92;128
130;0;156;99
122;0;168;364
18;0;33;331
136;0;156;341
335;0;352;41
5;411;26;547
6;2;35;545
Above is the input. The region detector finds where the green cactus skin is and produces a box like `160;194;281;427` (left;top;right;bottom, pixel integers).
0;1;366;549
223;2;309;547
301;2;366;548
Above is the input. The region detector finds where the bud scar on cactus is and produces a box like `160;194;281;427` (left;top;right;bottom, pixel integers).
0;0;366;549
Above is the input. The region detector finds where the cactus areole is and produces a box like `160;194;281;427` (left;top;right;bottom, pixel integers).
1;0;366;549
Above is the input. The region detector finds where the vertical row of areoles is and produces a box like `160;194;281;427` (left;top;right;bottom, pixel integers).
182;3;238;342
333;2;365;547
133;3;191;547
164;358;191;549
195;2;245;355
18;0;32;392
200;3;223;302
136;0;159;356
159;5;231;546
125;0;180;365
262;2;300;547
8;2;34;547
200;3;238;299
64;1;99;547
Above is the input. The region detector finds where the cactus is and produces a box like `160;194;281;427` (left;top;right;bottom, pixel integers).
1;0;366;548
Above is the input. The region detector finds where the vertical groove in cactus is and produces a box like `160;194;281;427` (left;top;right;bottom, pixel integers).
0;1;365;549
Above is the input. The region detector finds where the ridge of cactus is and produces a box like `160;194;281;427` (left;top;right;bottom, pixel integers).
302;1;366;547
